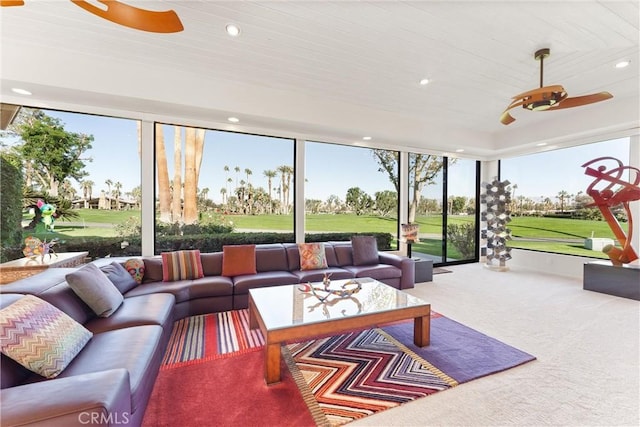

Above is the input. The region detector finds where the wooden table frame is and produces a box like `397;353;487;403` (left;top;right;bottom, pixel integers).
248;290;430;385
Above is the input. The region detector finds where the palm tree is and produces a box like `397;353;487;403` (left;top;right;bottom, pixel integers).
81;180;94;208
113;181;123;210
234;166;240;188
104;179;113;210
556;190;570;213
156;123;172;222
183;127;206;224
263;170;277;213
285;166;293;213
172;126;182;222
511;184;518;215
245;168;252;186
220;187;227;205
224;165;230;191
277;165;287;213
130;185;142;209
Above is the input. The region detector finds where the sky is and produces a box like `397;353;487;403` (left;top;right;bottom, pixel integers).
4;109;632;204
501;138;631;201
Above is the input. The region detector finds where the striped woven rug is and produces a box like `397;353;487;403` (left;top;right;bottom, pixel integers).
161;309;458;426
162;309;264;366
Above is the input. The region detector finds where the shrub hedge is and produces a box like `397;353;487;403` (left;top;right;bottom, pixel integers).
0;155;24;263
29;231;394;259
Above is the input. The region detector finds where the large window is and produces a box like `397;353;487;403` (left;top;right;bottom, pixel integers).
0;107;141;260
408;153;445;261
500;138;631;258
305;142;399;247
408;154;479;265
446;158;478;262
154;124;294;253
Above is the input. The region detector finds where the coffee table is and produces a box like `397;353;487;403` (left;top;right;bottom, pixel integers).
248;277;430;385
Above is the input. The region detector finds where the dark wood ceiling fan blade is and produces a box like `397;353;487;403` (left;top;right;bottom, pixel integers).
511;85;565;100
548;92;613;110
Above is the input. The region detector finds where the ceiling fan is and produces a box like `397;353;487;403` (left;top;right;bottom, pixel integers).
500;48;613;125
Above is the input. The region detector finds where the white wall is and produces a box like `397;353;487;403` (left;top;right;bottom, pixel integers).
508;249;595;279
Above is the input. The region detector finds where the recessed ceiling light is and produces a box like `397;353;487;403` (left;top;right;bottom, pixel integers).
362;136;372;141
615;60;630;69
419;78;430;86
225;24;241;37
536;142;547;147
11;88;31;95
227;117;239;123
455;149;465;153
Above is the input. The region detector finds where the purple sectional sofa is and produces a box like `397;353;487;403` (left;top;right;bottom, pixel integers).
0;241;414;426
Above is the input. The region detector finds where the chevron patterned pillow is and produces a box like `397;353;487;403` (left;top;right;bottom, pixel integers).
0;295;93;379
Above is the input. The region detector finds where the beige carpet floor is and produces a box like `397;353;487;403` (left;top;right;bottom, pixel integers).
352;263;640;426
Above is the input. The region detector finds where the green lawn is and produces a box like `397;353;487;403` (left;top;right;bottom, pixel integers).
26;209;618;260
509;216;622;239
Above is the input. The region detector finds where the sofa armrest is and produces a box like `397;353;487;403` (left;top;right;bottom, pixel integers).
1;369;131;427
378;252;415;289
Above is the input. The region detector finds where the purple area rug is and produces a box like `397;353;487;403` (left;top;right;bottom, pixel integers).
382;315;536;383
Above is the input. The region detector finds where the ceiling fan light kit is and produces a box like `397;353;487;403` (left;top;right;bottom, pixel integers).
500;48;613;125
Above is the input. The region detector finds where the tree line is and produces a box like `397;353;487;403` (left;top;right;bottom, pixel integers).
1;108;469;226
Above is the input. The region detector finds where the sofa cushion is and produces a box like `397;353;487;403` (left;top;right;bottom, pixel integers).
255;244;289;272
124;258;145;284
38;282;96;325
66;263;124;317
143;257;163;283
298;243;328;270
351;235;379;266
201;252;223;276
343;264;402;281
84;293;175;335
0;295;93;379
233;271;299;295
101;261;138;294
222;245;257;277
332;243;354;266
57;325;163;415
161;250;204;282
123;276;233;303
292;267;354;283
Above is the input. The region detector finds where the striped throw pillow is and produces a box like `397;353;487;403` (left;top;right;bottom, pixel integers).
0;295;93;379
298;242;328;271
161;250;204;281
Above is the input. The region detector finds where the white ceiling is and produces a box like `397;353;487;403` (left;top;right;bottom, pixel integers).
1;1;638;160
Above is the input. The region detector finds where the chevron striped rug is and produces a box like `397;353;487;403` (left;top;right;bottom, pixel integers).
285;328;457;426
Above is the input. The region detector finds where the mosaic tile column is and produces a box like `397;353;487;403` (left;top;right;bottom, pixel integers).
480;179;513;271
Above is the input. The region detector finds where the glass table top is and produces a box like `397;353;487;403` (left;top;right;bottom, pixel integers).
249;278;429;330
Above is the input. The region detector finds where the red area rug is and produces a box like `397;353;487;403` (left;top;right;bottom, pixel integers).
142;310;534;426
143;349;315;427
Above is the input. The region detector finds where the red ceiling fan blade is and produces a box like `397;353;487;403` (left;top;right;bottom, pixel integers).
548;92;613;110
